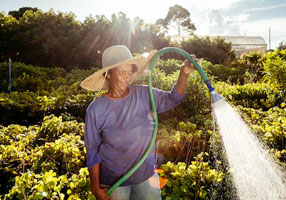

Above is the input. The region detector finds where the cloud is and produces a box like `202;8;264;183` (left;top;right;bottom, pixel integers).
206;6;286;48
186;0;242;9
240;17;286;48
242;3;286;12
223;0;286;21
207;9;248;35
208;10;224;35
202;0;286;48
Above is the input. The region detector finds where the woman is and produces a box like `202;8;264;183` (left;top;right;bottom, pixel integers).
80;45;196;200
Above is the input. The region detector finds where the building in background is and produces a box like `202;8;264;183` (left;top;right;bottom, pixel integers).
217;36;267;57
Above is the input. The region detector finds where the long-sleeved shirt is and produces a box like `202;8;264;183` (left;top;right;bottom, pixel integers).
84;84;184;186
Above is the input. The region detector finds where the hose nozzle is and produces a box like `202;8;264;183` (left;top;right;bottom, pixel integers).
210;90;224;103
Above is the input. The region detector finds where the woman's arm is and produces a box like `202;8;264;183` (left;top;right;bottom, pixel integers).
175;57;197;96
146;56;197;113
89;164;110;200
84;107;109;199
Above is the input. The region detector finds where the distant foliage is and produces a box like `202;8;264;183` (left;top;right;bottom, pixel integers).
180;36;236;65
214;82;282;110
262;49;286;96
203;61;246;84
0;62;66;92
0;8;170;70
8;7;39;19
1;6;243;71
0;62;97;125
239;52;263;82
156;59;182;75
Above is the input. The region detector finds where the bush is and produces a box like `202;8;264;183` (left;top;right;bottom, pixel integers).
159;154;224;200
0;115;86;196
156;120;212;163
214;82;282;110
156;59;182;75
206;63;246;84
0;62;96;93
0;62;66;92
3;168;95;200
262;49;286;96
0;88;96;126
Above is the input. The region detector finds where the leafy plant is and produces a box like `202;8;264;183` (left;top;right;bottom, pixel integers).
159;153;224;200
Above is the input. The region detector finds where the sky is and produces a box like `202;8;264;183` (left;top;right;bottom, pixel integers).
1;0;286;49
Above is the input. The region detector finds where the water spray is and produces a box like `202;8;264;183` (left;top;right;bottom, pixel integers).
107;47;223;196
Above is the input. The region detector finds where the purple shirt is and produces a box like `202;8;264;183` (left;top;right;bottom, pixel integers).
84;84;184;186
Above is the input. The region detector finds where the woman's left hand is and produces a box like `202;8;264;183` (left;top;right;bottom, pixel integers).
181;55;198;75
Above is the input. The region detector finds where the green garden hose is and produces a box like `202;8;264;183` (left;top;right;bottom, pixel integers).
107;47;219;196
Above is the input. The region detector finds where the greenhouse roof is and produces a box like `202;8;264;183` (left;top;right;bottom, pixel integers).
219;36;267;46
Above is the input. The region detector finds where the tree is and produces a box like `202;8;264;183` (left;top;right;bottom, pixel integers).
0;13;19;61
1;8;173;69
0;8;84;69
278;42;286;51
131;18;171;53
157;5;196;36
8;7;39;19
180;35;235;65
15;9;82;69
80;14;111;68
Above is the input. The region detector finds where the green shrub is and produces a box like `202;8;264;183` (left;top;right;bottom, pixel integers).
156;120;212;163
262;49;286;96
4;168;95;200
31;133;85;175
0;62;96;93
207;64;246;84
159;154;224;200
214;82;282;110
0;62;66;92
0;89;95;126
0;115;86;195
156;59;182;75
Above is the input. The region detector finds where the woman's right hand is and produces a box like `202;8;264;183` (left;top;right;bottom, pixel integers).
91;185;111;200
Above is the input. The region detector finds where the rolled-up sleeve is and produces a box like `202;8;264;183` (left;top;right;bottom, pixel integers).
84;107;102;169
152;84;185;113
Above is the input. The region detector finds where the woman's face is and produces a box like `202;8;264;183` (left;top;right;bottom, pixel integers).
107;64;133;91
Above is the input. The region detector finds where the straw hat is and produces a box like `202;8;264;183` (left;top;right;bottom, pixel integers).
80;45;157;91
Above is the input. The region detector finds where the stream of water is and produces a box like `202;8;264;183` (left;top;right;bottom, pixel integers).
212;99;286;200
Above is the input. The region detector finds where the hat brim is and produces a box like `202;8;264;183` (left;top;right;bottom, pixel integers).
80;50;158;91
